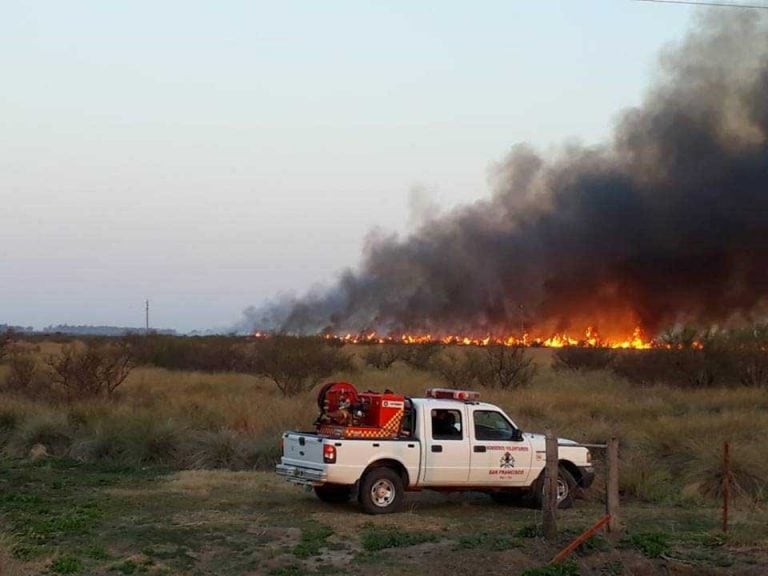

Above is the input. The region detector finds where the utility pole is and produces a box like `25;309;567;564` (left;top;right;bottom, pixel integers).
145;299;150;334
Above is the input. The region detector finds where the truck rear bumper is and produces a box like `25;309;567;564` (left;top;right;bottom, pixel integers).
276;463;327;486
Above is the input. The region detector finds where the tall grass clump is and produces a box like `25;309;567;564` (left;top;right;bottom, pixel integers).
5;412;74;457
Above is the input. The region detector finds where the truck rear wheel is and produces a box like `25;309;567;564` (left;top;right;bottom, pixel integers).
314;484;352;504
358;468;404;515
529;465;577;510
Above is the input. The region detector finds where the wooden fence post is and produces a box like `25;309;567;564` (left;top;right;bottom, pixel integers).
722;441;730;534
606;437;621;537
543;430;559;541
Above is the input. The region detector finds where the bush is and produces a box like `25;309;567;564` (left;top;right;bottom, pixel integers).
46;341;134;400
611;349;669;386
2;353;44;397
362;345;401;370
6;413;74;457
0;330;14;362
184;430;252;470
552;347;615;372
427;348;485;388
612;347;731;388
731;348;768;387
398;342;442;371
71;416;183;465
246;336;355;396
124;333;249;372
476;346;537;389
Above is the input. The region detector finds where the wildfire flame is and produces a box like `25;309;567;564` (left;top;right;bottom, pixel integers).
253;326;657;349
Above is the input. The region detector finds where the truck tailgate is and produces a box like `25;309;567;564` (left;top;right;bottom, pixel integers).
282;432;326;468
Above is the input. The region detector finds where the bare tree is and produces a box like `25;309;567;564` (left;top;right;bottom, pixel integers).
46;340;135;400
476;346;537;389
247;336;355;396
363;345;401;370
427;348;483;388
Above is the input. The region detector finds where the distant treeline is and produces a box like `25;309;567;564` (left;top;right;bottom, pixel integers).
0;324;178;337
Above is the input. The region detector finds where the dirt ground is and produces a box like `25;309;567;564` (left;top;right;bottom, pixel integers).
1;458;766;576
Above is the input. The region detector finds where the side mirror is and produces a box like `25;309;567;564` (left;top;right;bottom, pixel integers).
511;428;524;442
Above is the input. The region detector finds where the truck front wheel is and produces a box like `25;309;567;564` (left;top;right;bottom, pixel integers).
358;468;404;514
314;484;352;504
529;466;577;510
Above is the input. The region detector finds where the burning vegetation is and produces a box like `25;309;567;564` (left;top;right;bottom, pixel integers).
244;12;768;347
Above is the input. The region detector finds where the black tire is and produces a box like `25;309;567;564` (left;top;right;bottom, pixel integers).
490;491;525;506
358;467;404;515
314;484;352;504
528;465;577;510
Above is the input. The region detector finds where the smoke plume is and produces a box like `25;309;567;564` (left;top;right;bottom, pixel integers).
246;12;768;339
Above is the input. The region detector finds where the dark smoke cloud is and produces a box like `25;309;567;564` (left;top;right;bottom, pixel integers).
244;12;768;337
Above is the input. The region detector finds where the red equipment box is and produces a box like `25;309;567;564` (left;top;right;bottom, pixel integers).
358;393;405;429
315;382;405;439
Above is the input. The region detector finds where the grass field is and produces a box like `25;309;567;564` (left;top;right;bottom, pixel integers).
1;346;767;575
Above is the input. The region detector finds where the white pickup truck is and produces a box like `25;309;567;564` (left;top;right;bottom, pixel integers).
276;389;594;514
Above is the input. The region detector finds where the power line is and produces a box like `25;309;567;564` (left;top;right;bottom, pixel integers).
634;0;768;8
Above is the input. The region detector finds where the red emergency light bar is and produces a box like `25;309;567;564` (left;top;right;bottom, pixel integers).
425;388;480;401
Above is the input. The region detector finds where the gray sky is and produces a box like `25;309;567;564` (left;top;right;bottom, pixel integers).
1;1;697;332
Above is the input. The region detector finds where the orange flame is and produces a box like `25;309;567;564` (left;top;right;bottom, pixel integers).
306;325;658;349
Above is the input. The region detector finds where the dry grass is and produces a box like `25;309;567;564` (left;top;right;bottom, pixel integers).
0;536;44;576
1;346;767;504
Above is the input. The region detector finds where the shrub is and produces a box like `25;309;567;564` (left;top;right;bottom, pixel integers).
0;330;14;362
124;333;249;372
476;346;537;389
612;350;669;386
2;353;41;395
613;347;735;388
184;430;252;470
552;347;615;372
731;349;768;388
398;342;442;371
6;413;74;457
46;341;134;400
426;349;480;388
246;336;355;396
362;345;400;370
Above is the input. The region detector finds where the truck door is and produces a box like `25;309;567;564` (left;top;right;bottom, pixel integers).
469;409;533;486
422;407;470;485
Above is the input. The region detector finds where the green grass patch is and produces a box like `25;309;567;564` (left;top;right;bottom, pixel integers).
50;554;84;574
516;524;543;538
292;524;334;558
360;526;438;552
627;531;670;558
456;531;521;551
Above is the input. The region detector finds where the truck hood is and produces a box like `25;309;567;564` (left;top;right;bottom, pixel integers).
524;433;579;446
